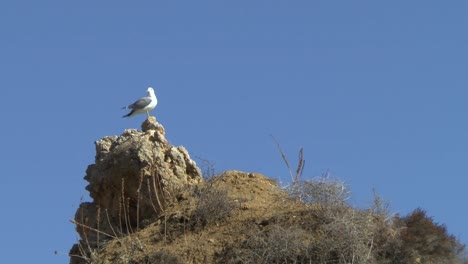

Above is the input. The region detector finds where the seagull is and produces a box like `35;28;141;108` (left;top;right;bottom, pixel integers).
122;87;157;118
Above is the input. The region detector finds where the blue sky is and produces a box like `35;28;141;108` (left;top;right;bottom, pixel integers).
1;1;467;263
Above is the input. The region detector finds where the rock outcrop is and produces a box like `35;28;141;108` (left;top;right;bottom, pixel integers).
71;117;202;258
68;117;466;264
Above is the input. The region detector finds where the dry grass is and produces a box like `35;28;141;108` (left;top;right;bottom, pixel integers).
190;175;236;230
70;159;467;264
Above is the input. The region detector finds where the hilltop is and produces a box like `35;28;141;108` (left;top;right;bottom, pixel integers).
69;117;466;264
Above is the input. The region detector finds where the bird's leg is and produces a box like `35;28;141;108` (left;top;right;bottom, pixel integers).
146;111;150;118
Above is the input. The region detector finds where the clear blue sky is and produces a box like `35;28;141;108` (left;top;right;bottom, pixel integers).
1;1;467;263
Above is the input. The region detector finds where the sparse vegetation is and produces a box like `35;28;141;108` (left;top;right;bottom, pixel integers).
70;135;467;264
195;156;217;179
285;176;350;206
140;250;183;264
218;174;467;264
71;170;467;264
220;225;310;264
190;175;236;229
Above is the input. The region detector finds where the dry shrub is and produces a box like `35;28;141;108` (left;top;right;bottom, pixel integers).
219;225;311;264
365;193;403;264
136;250;183;264
195;156;216;179
219;208;378;263
310;207;376;264
278;177;468;264
285;177;350;207
283;179;380;263
190;176;235;229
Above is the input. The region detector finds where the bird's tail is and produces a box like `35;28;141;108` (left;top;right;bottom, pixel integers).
122;110;134;118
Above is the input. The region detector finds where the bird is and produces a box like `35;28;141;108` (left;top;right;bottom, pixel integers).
122;87;157;118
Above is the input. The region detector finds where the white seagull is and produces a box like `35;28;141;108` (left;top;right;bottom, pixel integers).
122;87;157;118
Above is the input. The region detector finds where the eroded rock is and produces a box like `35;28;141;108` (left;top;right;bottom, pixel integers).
73;117;202;246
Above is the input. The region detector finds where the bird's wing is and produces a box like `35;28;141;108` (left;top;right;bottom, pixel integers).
128;97;152;109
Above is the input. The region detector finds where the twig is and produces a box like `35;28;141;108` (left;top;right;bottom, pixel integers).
121;178;130;234
136;173;144;231
96;206;101;250
271;135;305;186
105;209;120;238
295;148;305;183
147;178;160;214
271;135;293;183
118;183;123;234
70;220;117;239
126;197;134;234
366;238;374;261
164;214;167;244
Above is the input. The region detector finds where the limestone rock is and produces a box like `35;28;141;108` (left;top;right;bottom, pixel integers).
73;117;202;246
